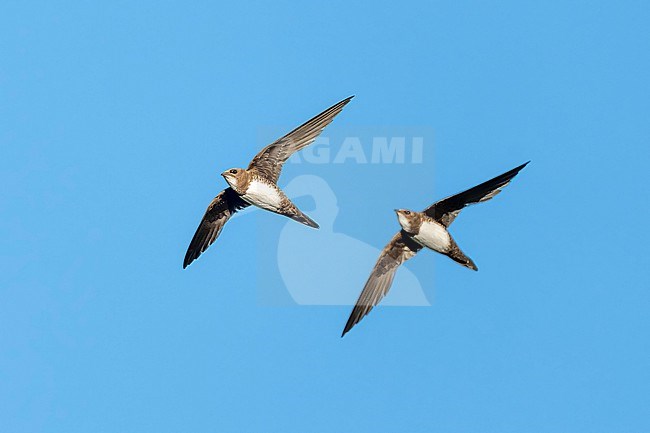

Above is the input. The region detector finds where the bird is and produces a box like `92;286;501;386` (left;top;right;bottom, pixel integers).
341;161;529;337
183;96;354;269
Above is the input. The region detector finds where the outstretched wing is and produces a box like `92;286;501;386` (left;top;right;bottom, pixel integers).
248;96;354;183
341;231;422;337
183;188;249;268
424;161;529;227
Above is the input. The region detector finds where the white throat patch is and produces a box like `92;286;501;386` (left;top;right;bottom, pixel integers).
223;175;238;190
397;213;414;233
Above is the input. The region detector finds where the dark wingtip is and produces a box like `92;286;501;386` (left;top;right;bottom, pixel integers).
183;254;194;269
505;161;530;180
497;161;530;184
341;313;356;338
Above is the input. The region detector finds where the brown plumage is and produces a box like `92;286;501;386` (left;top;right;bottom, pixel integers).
246;97;354;184
182;188;249;269
183;96;353;269
341;161;529;337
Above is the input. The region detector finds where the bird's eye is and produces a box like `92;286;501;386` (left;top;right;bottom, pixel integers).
404;210;411;215
229;169;238;174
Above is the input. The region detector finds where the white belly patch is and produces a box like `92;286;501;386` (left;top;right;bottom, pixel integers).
414;220;451;252
242;180;283;212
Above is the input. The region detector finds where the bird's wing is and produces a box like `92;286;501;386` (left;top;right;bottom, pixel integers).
183;188;249;268
341;231;422;337
423;161;529;227
248;96;354;183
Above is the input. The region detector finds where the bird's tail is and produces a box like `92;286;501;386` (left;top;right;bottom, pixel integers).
285;205;319;229
288;209;319;228
277;191;319;228
446;240;478;271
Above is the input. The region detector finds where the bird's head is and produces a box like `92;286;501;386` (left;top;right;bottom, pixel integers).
394;209;422;234
221;168;248;193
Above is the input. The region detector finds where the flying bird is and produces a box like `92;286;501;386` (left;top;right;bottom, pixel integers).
183;96;354;268
341;161;529;337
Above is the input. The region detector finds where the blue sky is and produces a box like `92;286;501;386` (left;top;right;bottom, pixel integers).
2;1;649;432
